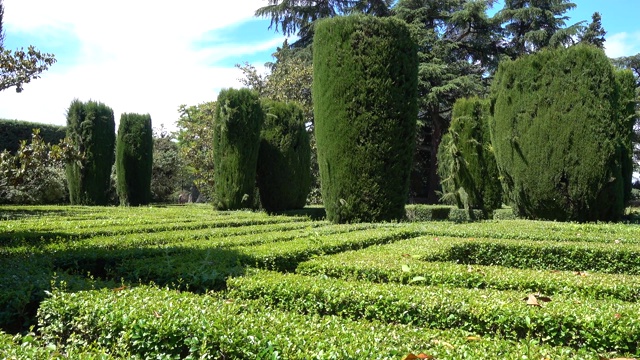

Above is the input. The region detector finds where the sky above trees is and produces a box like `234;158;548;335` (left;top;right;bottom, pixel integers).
0;0;638;131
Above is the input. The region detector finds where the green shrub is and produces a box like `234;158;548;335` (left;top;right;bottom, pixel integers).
0;119;66;153
437;97;502;214
405;205;452;221
490;45;634;221
493;208;517;220
448;208;485;222
313;15;418;223
116;113;153;206
65;100;116;205
213;88;263;210
257;100;311;212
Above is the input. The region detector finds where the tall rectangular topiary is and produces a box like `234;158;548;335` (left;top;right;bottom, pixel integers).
490;45;634;222
116;113;153;206
313;15;418;223
213;88;263;210
65;99;115;205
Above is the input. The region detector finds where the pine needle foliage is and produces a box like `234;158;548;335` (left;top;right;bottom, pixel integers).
213;88;264;210
116;113;153;206
257;100;311;212
437;97;502;215
65;99;115;205
490;45;635;222
313;15;418;223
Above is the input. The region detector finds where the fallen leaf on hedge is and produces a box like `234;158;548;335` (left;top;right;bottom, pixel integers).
523;293;551;306
224;299;234;304
574;271;588;276
432;339;455;349
409;276;426;283
404;353;434;360
607;358;637;360
402;254;411;258
466;336;481;341
434;237;439;241
467;265;473;273
615;239;621;244
153;311;162;318
112;286;126;292
402;264;411;272
614;313;622;319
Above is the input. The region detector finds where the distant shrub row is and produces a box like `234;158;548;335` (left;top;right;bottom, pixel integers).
0;119;66;153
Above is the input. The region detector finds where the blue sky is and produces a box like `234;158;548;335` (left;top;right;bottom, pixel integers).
0;0;639;131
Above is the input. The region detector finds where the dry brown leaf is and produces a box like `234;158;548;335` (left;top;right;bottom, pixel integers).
574;271;588;277
614;313;622;319
402;254;411;258
112;286;126;292
608;358;637;360
404;354;435;360
153;311;162;318
466;336;481;341
524;294;540;306
431;339;455;349
404;354;419;360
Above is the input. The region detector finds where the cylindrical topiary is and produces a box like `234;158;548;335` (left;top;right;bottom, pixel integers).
313;15;418;223
437;97;502;215
614;69;637;206
65;99;116;205
116;113;153;206
213;88;263;210
490;45;634;222
257;100;311;212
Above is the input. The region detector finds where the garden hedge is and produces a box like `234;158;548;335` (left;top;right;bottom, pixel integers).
313;15;418;223
65;100;116;205
257;100;311;212
490;45;635;221
0;119;66;153
213;88;263;210
116;113;153;206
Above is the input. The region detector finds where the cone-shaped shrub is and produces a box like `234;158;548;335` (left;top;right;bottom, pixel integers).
257;100;311;212
490;45;635;222
313;15;418;223
213;88;263;210
65;99;115;205
437;97;502;215
615;69;636;206
116;113;153;206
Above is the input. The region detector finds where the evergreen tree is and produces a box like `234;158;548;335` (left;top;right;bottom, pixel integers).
213;89;263;210
65;100;116;205
116;113;153;206
579;12;606;49
496;0;583;58
313;15;418;223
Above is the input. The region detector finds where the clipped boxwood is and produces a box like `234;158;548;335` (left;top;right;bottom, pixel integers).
490;45;635;221
213;88;263;210
116;113;153;206
313;15;418;223
0;119;66;153
257;100;311;212
405;204;452;221
65;99;116;205
437;97;502;215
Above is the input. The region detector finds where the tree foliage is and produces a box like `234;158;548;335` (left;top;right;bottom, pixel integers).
437;97;502;214
213;89;263;210
313;15;418;223
579;12;606;49
257;100;311;212
176;102;216;200
65;100;116;205
0;0;55;92
116;113;153;206
151;127;185;203
491;45;634;222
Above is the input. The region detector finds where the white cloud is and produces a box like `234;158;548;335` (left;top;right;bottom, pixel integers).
0;0;286;131
605;32;640;58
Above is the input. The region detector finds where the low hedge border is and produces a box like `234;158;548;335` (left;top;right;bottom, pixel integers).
228;270;640;355
35;285;602;359
405;205;452;221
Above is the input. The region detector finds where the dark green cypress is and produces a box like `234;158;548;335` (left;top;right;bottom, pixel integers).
313;15;418;223
65;99;115;205
213;88;263;210
116;113;153;206
437;97;502;215
490;45;633;222
257;100;311;212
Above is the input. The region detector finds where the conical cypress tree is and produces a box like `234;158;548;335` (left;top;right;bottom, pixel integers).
65;99;115;205
257;100;311;212
213;88;263;210
313;15;418;223
116;113;153;206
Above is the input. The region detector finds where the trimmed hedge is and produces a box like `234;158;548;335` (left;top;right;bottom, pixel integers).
257;100;311;212
313;15;418;223
229;270;640;354
437;97;502;214
297;237;640;302
405;205;451;221
213;88;263;210
65;100;116;205
0;119;66;153
490;45;635;221
36;286;601;359
116;113;153;206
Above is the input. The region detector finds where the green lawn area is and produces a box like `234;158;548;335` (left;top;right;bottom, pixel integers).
1;204;639;359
